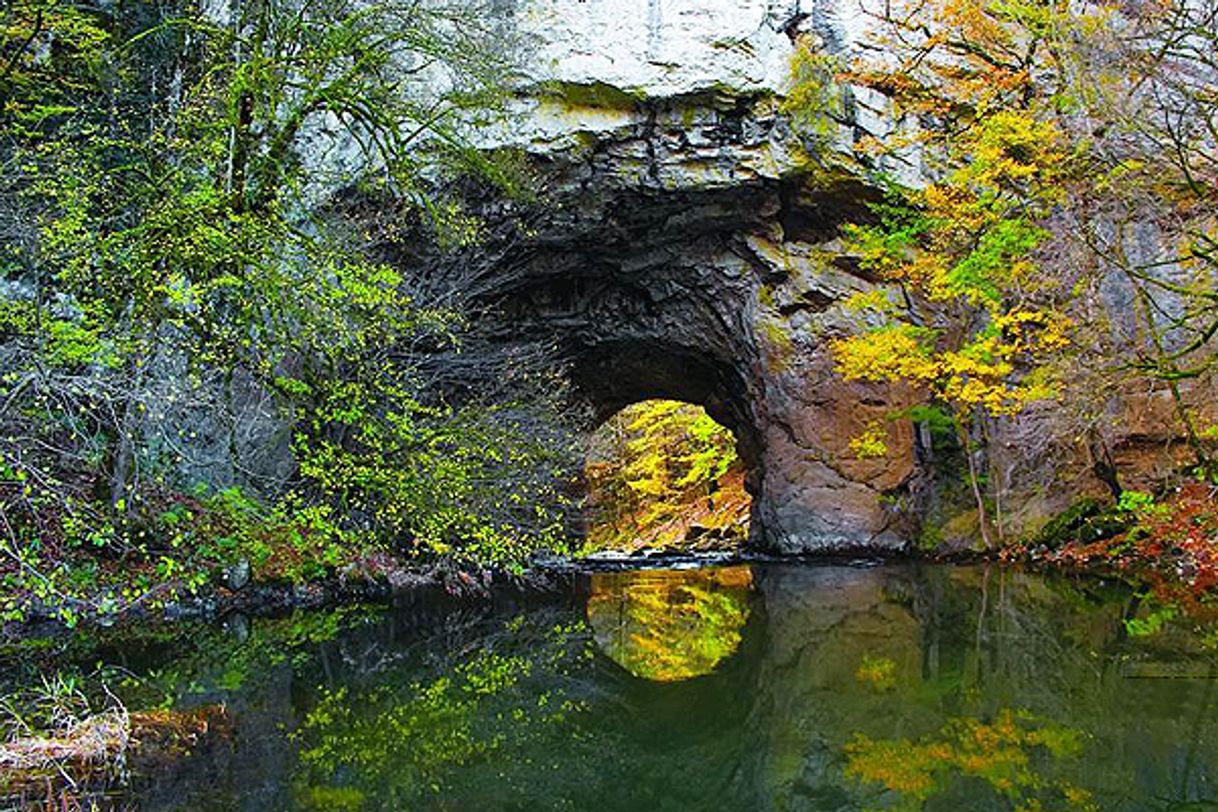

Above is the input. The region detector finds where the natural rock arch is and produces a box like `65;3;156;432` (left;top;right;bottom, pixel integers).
467;176;917;553
434;0;922;552
341;0;926;552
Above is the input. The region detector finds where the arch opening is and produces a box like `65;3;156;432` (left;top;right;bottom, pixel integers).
581;399;752;554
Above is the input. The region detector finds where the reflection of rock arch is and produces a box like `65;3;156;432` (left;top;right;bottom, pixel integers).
586;566;754;681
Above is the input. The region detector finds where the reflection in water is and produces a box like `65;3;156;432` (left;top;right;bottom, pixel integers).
19;563;1218;811
586;566;753;681
293;641;584;810
845;709;1095;811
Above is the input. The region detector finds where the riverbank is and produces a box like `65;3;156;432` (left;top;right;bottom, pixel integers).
1;555;582;645
5;481;1217;643
0;546;1162;645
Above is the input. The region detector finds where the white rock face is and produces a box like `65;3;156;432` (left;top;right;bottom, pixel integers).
297;0;911;198
517;0;802;97
476;0;919;187
470;1;810;190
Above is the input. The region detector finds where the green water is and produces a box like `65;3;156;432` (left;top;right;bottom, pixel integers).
9;562;1218;810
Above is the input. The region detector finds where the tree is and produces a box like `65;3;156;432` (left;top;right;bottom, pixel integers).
584;401;749;551
0;0;576;620
787;0;1218;542
1061;0;1218;477
788;0;1082;542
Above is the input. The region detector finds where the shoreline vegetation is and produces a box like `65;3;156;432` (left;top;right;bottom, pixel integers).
2;0;1218;802
3;481;1216;640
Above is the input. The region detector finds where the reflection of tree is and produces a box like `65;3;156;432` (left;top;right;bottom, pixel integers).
295;652;539;808
290;615;592;811
845;709;1095;811
850;566;1218;811
586;566;753;682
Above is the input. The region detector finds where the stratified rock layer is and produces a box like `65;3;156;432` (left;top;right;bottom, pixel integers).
463;0;916;551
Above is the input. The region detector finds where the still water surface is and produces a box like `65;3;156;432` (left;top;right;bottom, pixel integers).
28;563;1218;810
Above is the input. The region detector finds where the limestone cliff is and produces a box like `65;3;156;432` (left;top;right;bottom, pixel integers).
456;0;920;552
300;0;1205;552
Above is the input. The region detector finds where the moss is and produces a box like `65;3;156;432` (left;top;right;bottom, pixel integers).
537;80;643;111
1028;497;1130;550
782;46;843;148
760;318;795;373
758;284;776;309
942;508;984;551
916;521;944;551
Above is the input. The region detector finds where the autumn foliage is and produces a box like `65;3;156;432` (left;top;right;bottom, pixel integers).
787;0;1218;549
1025;483;1218;619
583;401;750;552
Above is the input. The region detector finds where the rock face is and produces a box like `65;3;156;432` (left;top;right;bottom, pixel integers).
458;0;918;551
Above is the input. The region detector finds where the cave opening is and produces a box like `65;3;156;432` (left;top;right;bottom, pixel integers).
581;399;753;554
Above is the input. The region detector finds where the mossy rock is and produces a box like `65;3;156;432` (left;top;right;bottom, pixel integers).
538;80;643;111
939;508;986;552
1029;498;1130;550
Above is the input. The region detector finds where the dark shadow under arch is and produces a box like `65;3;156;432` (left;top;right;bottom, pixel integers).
571;339;762;493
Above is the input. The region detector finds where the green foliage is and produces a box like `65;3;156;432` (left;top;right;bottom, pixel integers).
904;405;956;437
1032;483;1218;619
296;393;577;567
0;0;577;619
1115;490;1167;519
1028;498;1128;551
1123;604;1178;638
833;180;1069;420
0;671;91;741
0;1;112;121
148;486;352;584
